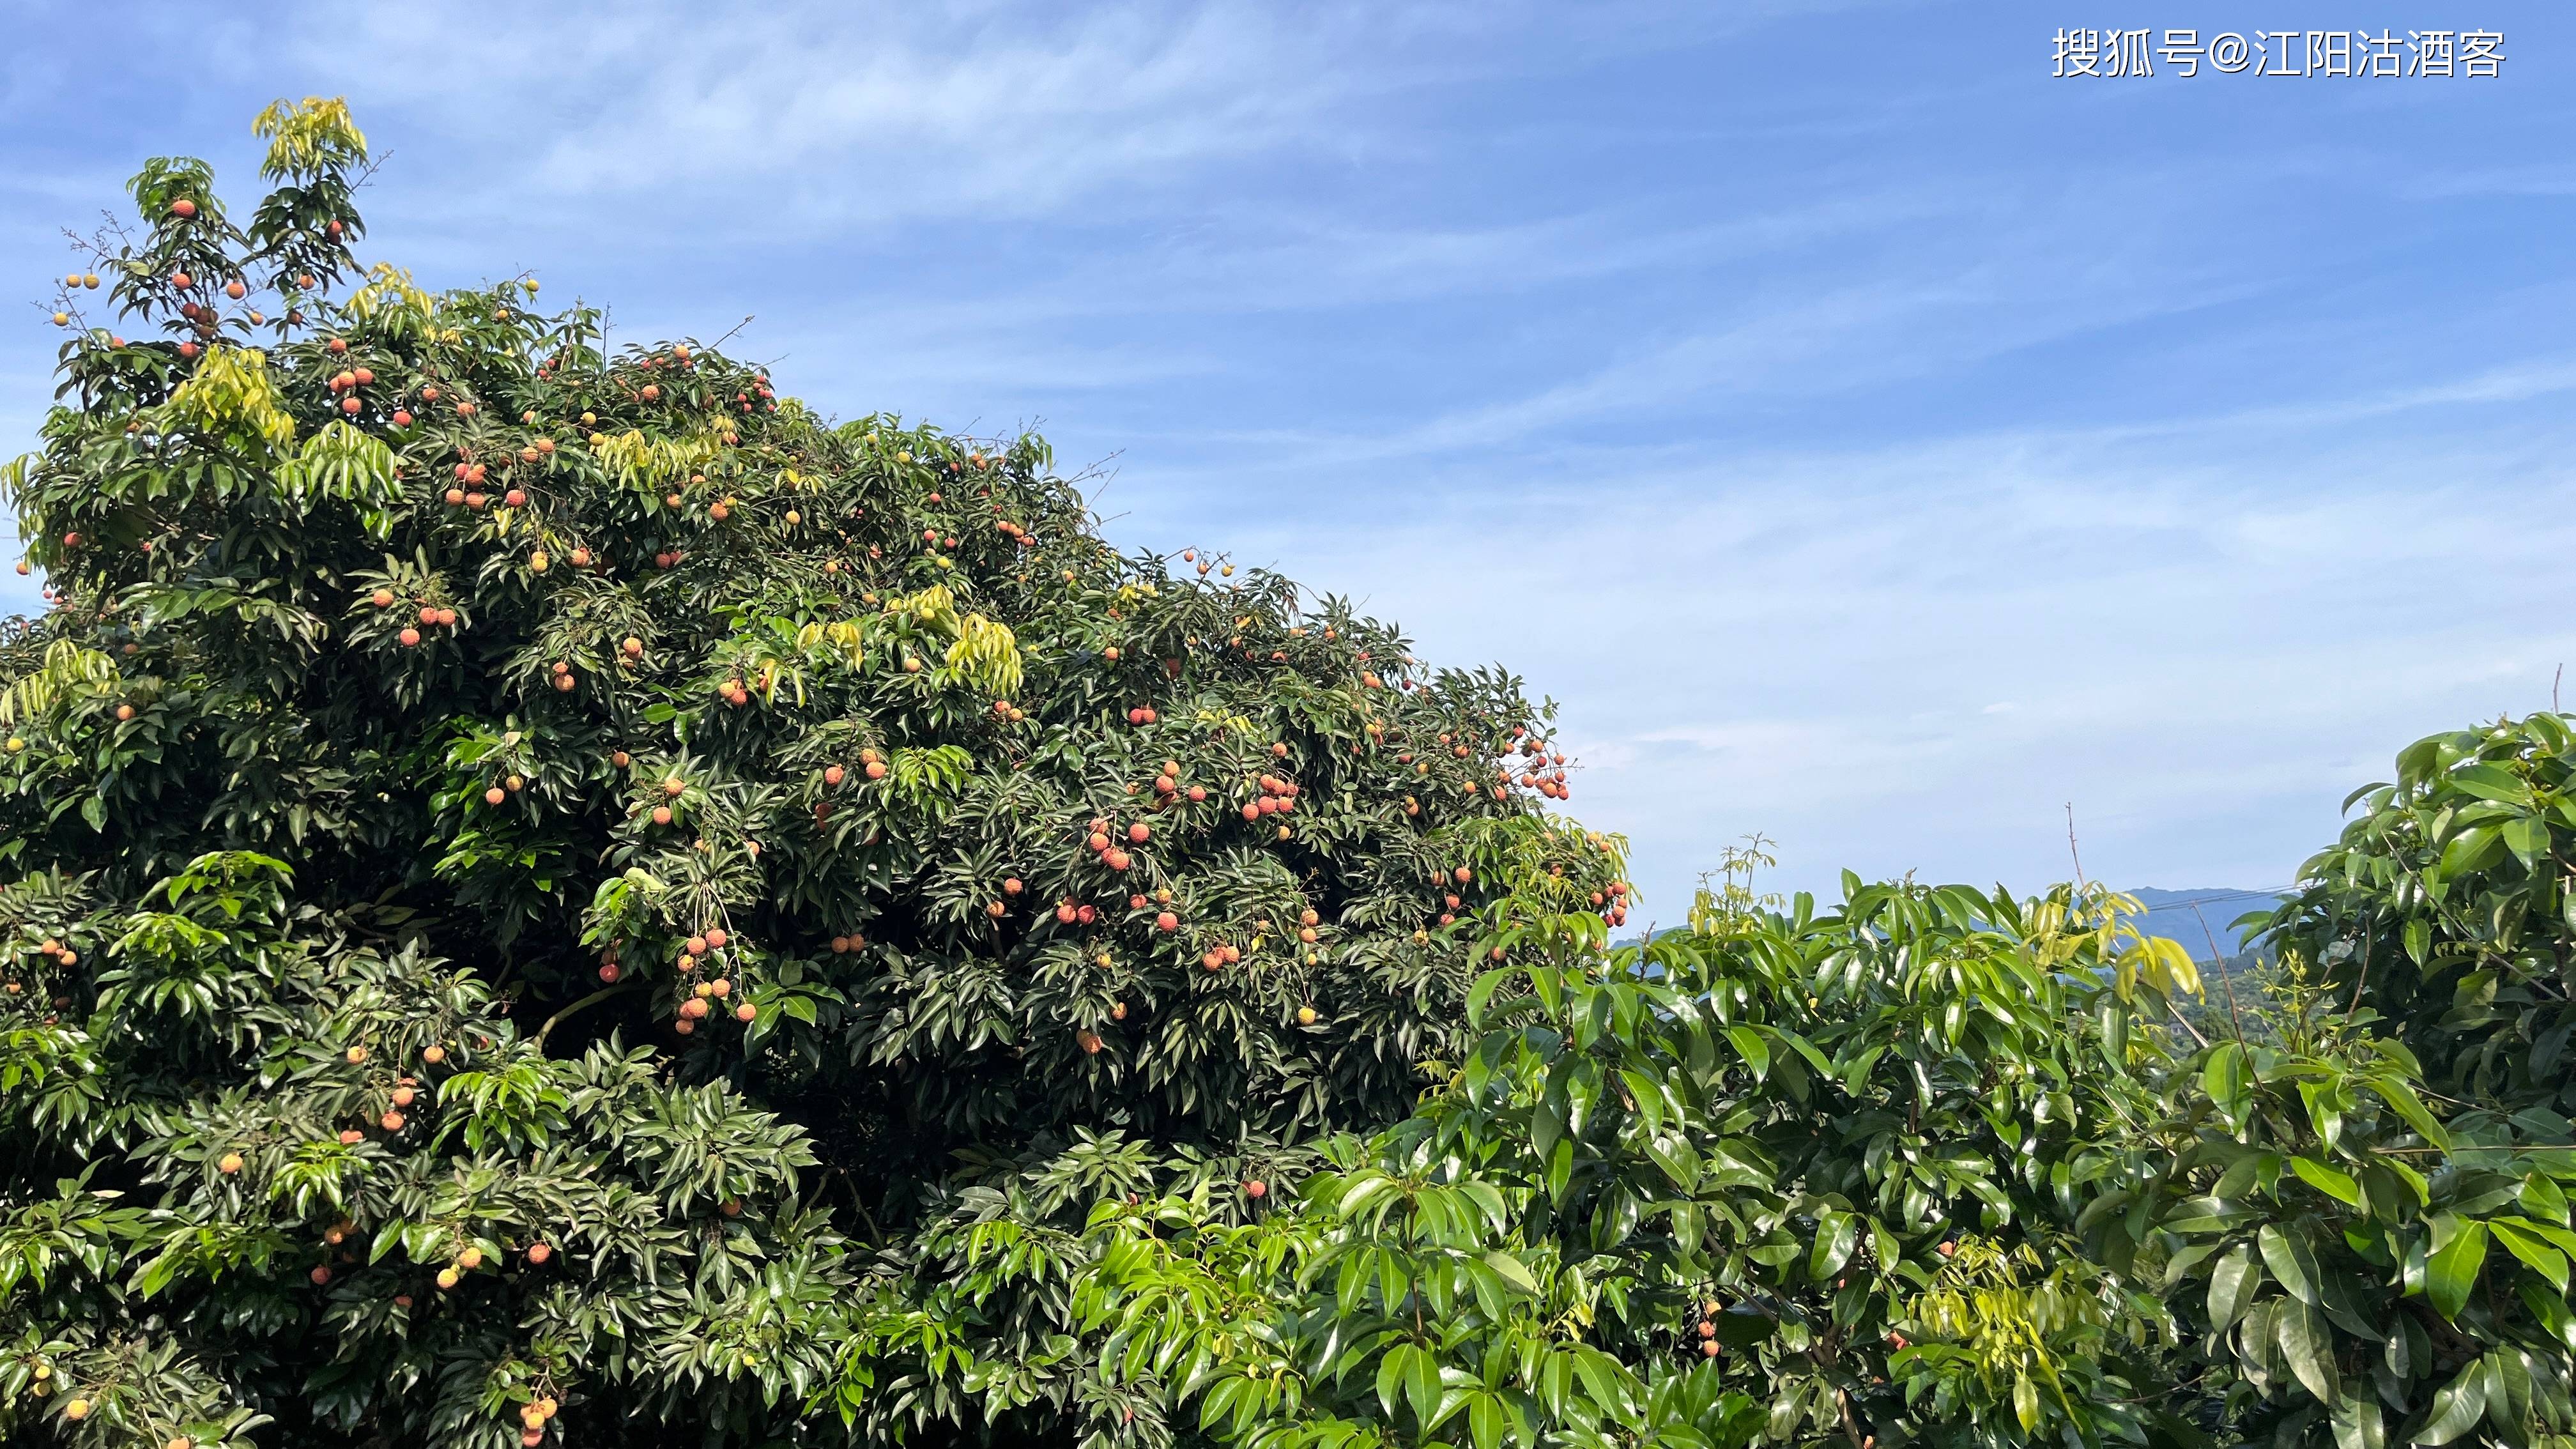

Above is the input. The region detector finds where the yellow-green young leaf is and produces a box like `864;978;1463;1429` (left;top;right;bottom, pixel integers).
163;345;297;455
2292;1156;2363;1208
945;613;1023;697
2143;933;2202;997
0;639;116;724
342;263;436;336
253;96;367;179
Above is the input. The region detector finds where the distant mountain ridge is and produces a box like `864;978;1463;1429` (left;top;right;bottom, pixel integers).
1613;885;2287;959
2127;887;2287;959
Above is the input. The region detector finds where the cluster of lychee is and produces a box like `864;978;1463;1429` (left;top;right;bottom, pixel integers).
672;926;755;1034
809;751;889;827
1429;864;1475;928
512;1391;564;1446
1689;1298;1727;1358
3;936;80;1025
369;587;459;649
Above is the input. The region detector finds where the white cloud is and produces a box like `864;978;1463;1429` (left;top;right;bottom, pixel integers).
1144;369;2576;911
247;1;1443;231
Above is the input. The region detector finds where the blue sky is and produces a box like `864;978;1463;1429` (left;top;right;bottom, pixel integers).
4;1;2572;920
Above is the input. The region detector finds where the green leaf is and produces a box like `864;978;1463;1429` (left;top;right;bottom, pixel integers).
2438;824;2504;879
2164;1241;2219;1287
2333;1394;2386;1449
1810;1209;1859;1282
2451;763;2531;806
2205;1043;2251;1132
2260;1223;2322;1307
2165;1195;2262;1234
2414;1362;2488;1445
1642;1133;1700;1192
2491;1220;2570;1292
1376;1345;1408;1422
1839;1045;1885;1098
1571;1348;1629;1422
2366;1078;2453;1152
2499;1215;2576;1259
1724;1023;1770;1080
1770;1026;1833;1077
1481;1250;1538;1296
2208;1245;2264;1330
2277;1300;2341;1405
2292;1156;2363;1208
2482;1348;2531;1443
2425;1218;2488;1321
1407;1347;1440;1427
2504;814;2550;869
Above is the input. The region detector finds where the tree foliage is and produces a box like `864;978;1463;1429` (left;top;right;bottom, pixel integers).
0;101;1621;1448
1060;844;2576;1449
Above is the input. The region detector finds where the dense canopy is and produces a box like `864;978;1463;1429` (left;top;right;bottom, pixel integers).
0;100;1621;1447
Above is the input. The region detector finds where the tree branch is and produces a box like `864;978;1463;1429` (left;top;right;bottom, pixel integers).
537;979;641;1048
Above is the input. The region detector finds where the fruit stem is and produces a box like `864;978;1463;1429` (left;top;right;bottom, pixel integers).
536;980;645;1049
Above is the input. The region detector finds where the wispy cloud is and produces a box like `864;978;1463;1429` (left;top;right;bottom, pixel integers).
261;2;1465;231
1167;357;2576;902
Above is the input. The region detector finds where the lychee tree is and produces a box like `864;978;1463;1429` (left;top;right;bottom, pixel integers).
1064;861;2576;1449
1068;883;2201;1449
0;101;1626;1448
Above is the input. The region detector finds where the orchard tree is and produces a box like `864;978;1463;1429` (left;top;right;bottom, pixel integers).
0;100;1625;1448
2124;715;2576;1449
1065;880;2204;1449
1062;829;2576;1449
